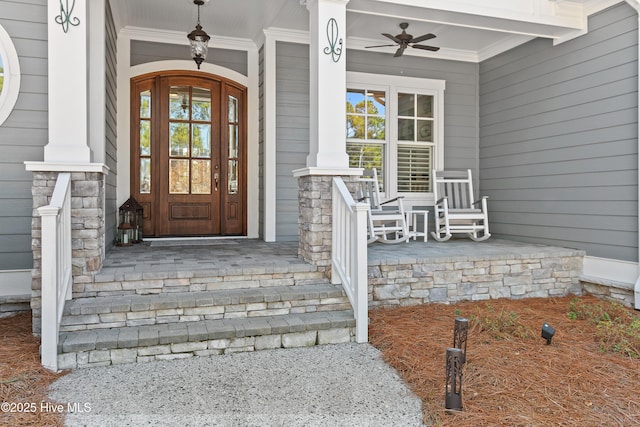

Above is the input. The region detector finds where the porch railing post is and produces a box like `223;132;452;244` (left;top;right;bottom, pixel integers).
353;202;368;343
39;205;60;371
331;177;368;343
37;172;72;372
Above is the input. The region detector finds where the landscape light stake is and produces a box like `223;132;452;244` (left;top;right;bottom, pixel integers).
445;348;464;411
453;317;469;364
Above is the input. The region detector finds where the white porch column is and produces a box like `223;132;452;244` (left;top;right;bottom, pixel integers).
45;0;92;163
305;0;350;170
295;0;361;269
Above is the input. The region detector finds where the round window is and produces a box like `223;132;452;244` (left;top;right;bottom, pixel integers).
0;23;21;126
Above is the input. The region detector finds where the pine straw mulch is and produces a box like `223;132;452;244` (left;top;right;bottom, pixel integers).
0;312;66;427
369;295;640;427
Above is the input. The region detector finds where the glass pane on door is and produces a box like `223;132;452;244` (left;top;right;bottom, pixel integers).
227;95;239;195
192;124;211;158
228;124;238;159
169;86;190;120
169;159;189;194
170;123;190;157
140;158;151;194
228;159;238;195
192;87;211;121
140;120;151;156
228;96;237;122
192;160;211;194
140;90;151;118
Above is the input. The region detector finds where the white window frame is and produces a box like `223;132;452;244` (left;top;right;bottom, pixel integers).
0;24;20;127
347;72;445;207
346;81;389;186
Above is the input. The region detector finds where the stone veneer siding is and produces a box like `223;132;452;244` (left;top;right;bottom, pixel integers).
31;171;106;334
580;279;635;308
368;251;585;307
57;327;356;369
297;175;360;272
0;297;31;319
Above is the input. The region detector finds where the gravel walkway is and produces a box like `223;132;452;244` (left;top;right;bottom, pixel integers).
49;343;423;426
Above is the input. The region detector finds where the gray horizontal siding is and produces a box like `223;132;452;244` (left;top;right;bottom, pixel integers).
258;45;265;239
0;0;47;270
105;0;117;249
275;42;308;241
274;42;480;240
131;40;248;77
479;2;638;261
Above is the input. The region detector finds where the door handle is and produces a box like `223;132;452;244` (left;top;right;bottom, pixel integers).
214;173;219;191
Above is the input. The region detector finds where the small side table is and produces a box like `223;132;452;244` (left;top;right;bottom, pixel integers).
406;210;429;242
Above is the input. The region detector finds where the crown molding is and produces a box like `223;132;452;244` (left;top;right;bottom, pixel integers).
477;34;534;62
119;26;257;51
347;36;479;62
263;27;310;45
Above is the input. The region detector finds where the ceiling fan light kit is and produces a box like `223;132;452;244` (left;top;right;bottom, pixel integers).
366;22;440;57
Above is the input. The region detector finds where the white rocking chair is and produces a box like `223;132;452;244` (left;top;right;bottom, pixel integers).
431;169;491;242
357;169;413;244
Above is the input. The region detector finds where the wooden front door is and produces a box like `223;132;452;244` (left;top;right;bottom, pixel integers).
131;72;246;237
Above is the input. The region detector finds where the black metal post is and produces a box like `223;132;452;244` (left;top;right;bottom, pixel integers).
445;348;464;411
453;317;469;364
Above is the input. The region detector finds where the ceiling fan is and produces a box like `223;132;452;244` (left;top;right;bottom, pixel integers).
366;22;440;57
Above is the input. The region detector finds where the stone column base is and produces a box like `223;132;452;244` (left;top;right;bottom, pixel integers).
30;170;106;334
297;174;360;274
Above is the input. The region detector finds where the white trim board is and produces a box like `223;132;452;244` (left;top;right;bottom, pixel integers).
117;31;260;239
582;256;637;288
0;270;31;299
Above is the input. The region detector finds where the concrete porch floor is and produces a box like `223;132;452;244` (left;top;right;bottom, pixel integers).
367;237;583;264
99;239;310;277
101;237;583;275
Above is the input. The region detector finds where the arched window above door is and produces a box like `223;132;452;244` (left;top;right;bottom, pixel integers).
0;23;21;126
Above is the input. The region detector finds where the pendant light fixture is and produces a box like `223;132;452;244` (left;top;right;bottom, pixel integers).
187;0;210;69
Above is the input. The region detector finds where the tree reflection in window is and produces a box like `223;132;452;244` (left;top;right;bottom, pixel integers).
346;88;386;190
168;86;212;195
139;90;152;194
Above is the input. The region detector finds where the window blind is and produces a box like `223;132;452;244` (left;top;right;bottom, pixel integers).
397;145;431;193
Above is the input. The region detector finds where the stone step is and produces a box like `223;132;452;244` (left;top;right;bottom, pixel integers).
60;284;351;332
57;310;357;369
73;265;329;298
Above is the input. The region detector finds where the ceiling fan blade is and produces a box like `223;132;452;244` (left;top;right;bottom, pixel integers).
394;46;406;57
410;33;436;44
412;44;440;52
382;33;401;43
365;44;397;48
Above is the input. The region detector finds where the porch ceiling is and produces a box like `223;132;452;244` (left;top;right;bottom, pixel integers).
110;0;618;62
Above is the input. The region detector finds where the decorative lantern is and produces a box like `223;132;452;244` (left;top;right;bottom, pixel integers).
187;0;210;69
117;197;143;246
453;317;469;364
445;348;464;411
117;222;133;247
